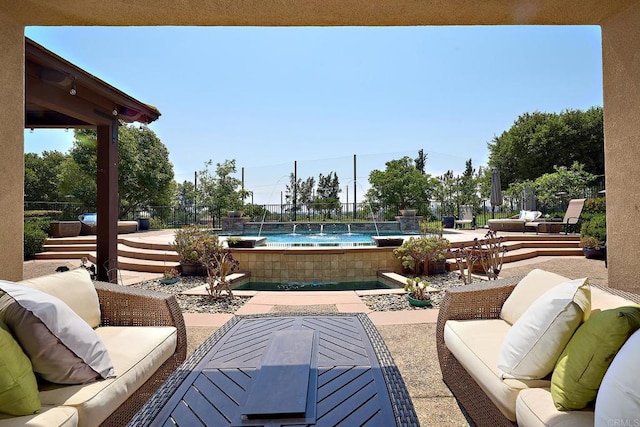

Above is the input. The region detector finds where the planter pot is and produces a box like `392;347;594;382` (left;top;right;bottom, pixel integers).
400;209;417;217
228;210;244;218
49;221;81;238
583;247;605;260
407;294;432;307
227;239;256;248
428;260;447;275
159;277;179;285
442;216;455;229
137;218;150;231
374;237;404;247
179;263;205;276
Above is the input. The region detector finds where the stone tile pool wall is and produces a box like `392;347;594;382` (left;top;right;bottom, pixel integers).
231;246;402;283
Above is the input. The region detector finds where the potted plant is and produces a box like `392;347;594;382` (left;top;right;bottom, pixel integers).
393;236;430;276
170;225;208;276
159;267;180;285
580;213;606;260
404;277;436;307
426;235;450;275
394;221;450;275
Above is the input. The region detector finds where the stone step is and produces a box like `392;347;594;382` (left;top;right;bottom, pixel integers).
36;233;583;275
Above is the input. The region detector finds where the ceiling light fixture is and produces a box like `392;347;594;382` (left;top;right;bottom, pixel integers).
69;76;77;96
112;107;119;116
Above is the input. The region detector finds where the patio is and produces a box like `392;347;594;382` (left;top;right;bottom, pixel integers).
23;254;608;425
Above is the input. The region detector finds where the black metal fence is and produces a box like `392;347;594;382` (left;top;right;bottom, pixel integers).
25;182;605;230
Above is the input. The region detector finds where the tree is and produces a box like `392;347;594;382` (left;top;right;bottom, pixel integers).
60;125;175;217
457;159;480;207
175;180;197;208
299;177;316;212
432;170;457;216
532;162;596;207
314;172;341;220
415;149;428;175
487;107;604;186
24;150;67;201
197;159;248;216
366;156;435;211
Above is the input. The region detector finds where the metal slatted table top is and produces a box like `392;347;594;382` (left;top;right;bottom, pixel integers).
130;313;418;427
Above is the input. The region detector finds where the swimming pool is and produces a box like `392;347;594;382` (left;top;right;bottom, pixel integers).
263;233;376;247
234;280;393;291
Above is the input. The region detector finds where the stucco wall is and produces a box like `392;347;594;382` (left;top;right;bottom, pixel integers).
0;14;25;281
4;1;640;289
602;3;640;293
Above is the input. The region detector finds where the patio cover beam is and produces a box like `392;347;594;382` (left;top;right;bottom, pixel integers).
25;38;160;283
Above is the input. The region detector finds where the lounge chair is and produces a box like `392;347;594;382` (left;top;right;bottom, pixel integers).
454;205;476;229
525;198;586;234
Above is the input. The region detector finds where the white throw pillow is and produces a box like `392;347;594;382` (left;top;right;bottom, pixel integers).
595;329;640;424
501;269;571;325
19;268;101;328
498;278;591;380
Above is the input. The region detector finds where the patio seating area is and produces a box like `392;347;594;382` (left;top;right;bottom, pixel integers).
13;253;610;426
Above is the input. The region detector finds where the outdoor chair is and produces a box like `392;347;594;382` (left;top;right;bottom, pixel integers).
526;198;586;234
454;205;476;229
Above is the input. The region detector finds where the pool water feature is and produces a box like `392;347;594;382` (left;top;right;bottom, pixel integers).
234;280;392;291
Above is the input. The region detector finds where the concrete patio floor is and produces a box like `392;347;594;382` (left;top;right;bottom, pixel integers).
23;243;608;426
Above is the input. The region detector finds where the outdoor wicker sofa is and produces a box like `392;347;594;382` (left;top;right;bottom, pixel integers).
488;210;542;232
436;270;640;426
0;269;186;427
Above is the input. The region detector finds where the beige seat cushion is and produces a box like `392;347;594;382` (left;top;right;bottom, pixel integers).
590;286;638;315
500;269;571;325
19;269;100;328
0;405;78;427
444;319;551;421
516;388;594;427
38;326;176;427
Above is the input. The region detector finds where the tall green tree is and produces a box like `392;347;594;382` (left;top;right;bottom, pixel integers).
24;150;68;201
365;156;435;210
487;107;603;186
59;125;175;216
197;159;248;215
314;172;341;219
455;159;481;210
414;149;428;175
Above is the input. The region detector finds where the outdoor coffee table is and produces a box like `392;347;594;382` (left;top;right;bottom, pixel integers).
130;313;418;426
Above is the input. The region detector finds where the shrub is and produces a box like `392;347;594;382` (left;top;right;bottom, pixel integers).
580;213;606;249
24;221;47;259
148;217;165;229
24;210;63;220
583;197;606;214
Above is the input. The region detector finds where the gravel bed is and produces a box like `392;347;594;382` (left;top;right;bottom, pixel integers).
361;271;466;311
129;276;248;314
130;272;468;314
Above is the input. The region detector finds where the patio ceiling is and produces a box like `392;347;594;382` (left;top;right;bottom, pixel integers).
25;37;160;128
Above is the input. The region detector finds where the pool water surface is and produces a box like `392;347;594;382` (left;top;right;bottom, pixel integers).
234;280;393;291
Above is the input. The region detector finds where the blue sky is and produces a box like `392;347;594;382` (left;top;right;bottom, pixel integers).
25;26;603;204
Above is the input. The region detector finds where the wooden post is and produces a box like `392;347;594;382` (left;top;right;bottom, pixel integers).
96;122;119;283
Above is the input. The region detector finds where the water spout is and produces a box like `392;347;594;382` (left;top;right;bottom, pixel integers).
319;224;325;235
292;223;297;234
346;224;352;235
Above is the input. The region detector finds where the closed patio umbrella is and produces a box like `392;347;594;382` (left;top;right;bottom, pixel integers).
490;167;503;219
